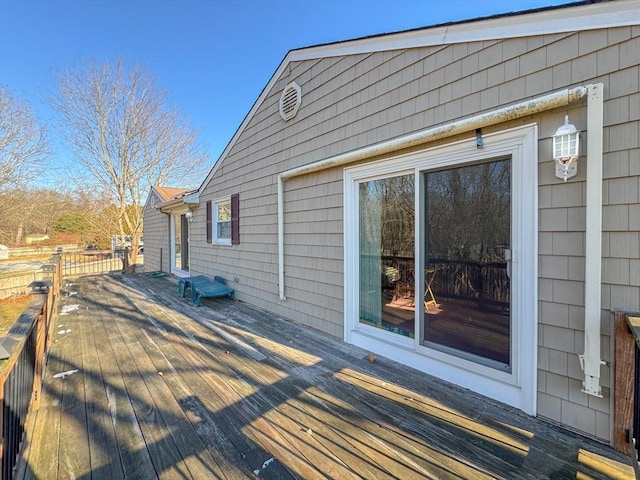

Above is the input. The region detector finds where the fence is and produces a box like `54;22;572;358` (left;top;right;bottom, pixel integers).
5;245;81;259
0;271;43;301
0;253;61;480
0;248;130;301
60;248;129;277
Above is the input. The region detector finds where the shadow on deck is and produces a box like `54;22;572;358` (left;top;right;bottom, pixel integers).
15;274;634;479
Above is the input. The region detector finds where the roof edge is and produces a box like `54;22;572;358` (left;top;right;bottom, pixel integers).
288;0;637;61
197;0;639;193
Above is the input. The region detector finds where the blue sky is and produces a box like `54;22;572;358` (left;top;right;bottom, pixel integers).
0;0;576;188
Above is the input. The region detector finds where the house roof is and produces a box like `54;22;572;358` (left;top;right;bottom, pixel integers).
152;186;191;203
197;0;639;193
143;186;194;214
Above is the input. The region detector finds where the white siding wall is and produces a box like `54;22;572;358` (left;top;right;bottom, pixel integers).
192;25;639;440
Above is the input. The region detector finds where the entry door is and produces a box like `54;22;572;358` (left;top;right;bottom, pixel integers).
180;214;189;270
422;158;511;371
173;213;189;272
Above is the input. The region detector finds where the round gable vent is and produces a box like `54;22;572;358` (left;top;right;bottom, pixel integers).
279;82;301;121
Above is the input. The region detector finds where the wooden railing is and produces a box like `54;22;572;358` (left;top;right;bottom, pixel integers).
627;315;640;478
61;248;129;277
379;255;509;309
0;247;132;478
614;312;640;479
0;253;61;480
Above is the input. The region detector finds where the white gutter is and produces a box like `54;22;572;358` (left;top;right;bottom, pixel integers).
579;83;605;397
277;85;588;301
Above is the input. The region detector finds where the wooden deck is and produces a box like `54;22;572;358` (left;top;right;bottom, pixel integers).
15;274;635;479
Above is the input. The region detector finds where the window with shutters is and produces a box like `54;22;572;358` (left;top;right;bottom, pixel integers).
209;194;239;245
214;198;231;244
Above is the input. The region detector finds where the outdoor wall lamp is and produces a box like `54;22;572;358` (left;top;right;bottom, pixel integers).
553;115;580;182
185;210;193;222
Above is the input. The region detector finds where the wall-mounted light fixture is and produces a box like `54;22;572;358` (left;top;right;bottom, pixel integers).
185;210;193;222
553;115;580;182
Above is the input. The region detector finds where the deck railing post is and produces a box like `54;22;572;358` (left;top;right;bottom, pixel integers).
622;314;640;478
0;370;4;479
634;340;640;470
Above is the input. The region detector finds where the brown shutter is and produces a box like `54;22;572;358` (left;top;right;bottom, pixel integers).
206;200;212;244
231;193;240;245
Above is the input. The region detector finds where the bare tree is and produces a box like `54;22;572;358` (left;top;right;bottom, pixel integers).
51;58;208;267
0;86;50;191
0;187;78;246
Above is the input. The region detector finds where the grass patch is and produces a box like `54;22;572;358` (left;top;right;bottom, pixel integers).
0;296;32;337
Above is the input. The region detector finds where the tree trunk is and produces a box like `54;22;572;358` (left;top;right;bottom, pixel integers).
129;237;139;272
14;222;24;245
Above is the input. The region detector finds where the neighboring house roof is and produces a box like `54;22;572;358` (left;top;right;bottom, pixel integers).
143;186;193;214
197;0;637;193
154;186;191;202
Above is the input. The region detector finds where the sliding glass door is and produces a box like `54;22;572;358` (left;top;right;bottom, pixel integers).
345;124;537;413
422;158;511;370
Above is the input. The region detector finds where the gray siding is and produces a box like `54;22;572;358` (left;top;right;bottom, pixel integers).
142;199;170;274
192;25;639;441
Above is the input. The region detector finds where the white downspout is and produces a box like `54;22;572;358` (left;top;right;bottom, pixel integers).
277;86;588;301
278;176;286;300
580;83;605;397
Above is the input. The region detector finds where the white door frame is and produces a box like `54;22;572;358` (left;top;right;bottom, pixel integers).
344;124;538;414
170;208;190;278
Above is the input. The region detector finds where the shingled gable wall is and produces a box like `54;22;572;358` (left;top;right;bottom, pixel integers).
179;3;639;442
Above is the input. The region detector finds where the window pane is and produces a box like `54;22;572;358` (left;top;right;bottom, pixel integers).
214;201;231;241
174;215;181;269
423;158;511;369
217;202;231;221
217;220;231;240
359;174;415;338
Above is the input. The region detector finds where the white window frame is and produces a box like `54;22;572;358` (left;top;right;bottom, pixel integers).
213;197;232;245
343;124;538;415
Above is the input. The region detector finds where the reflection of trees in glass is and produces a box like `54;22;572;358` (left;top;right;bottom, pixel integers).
359;174;415;329
217;203;231;221
359;175;415;257
174;215;182;269
426;160;510;263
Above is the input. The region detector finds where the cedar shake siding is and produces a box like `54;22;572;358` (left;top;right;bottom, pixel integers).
143;186;189;274
141;199;170;273
157;2;639;443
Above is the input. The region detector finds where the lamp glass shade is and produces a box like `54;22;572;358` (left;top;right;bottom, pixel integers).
552;116;579;161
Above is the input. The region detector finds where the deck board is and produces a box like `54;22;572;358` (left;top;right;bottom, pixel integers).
79;289;124;480
89;282;158;479
57;295;91;480
122;279;289;479
15;273;635;479
20;327;65;480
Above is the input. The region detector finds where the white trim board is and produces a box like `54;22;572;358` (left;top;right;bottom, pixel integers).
288;1;639;61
